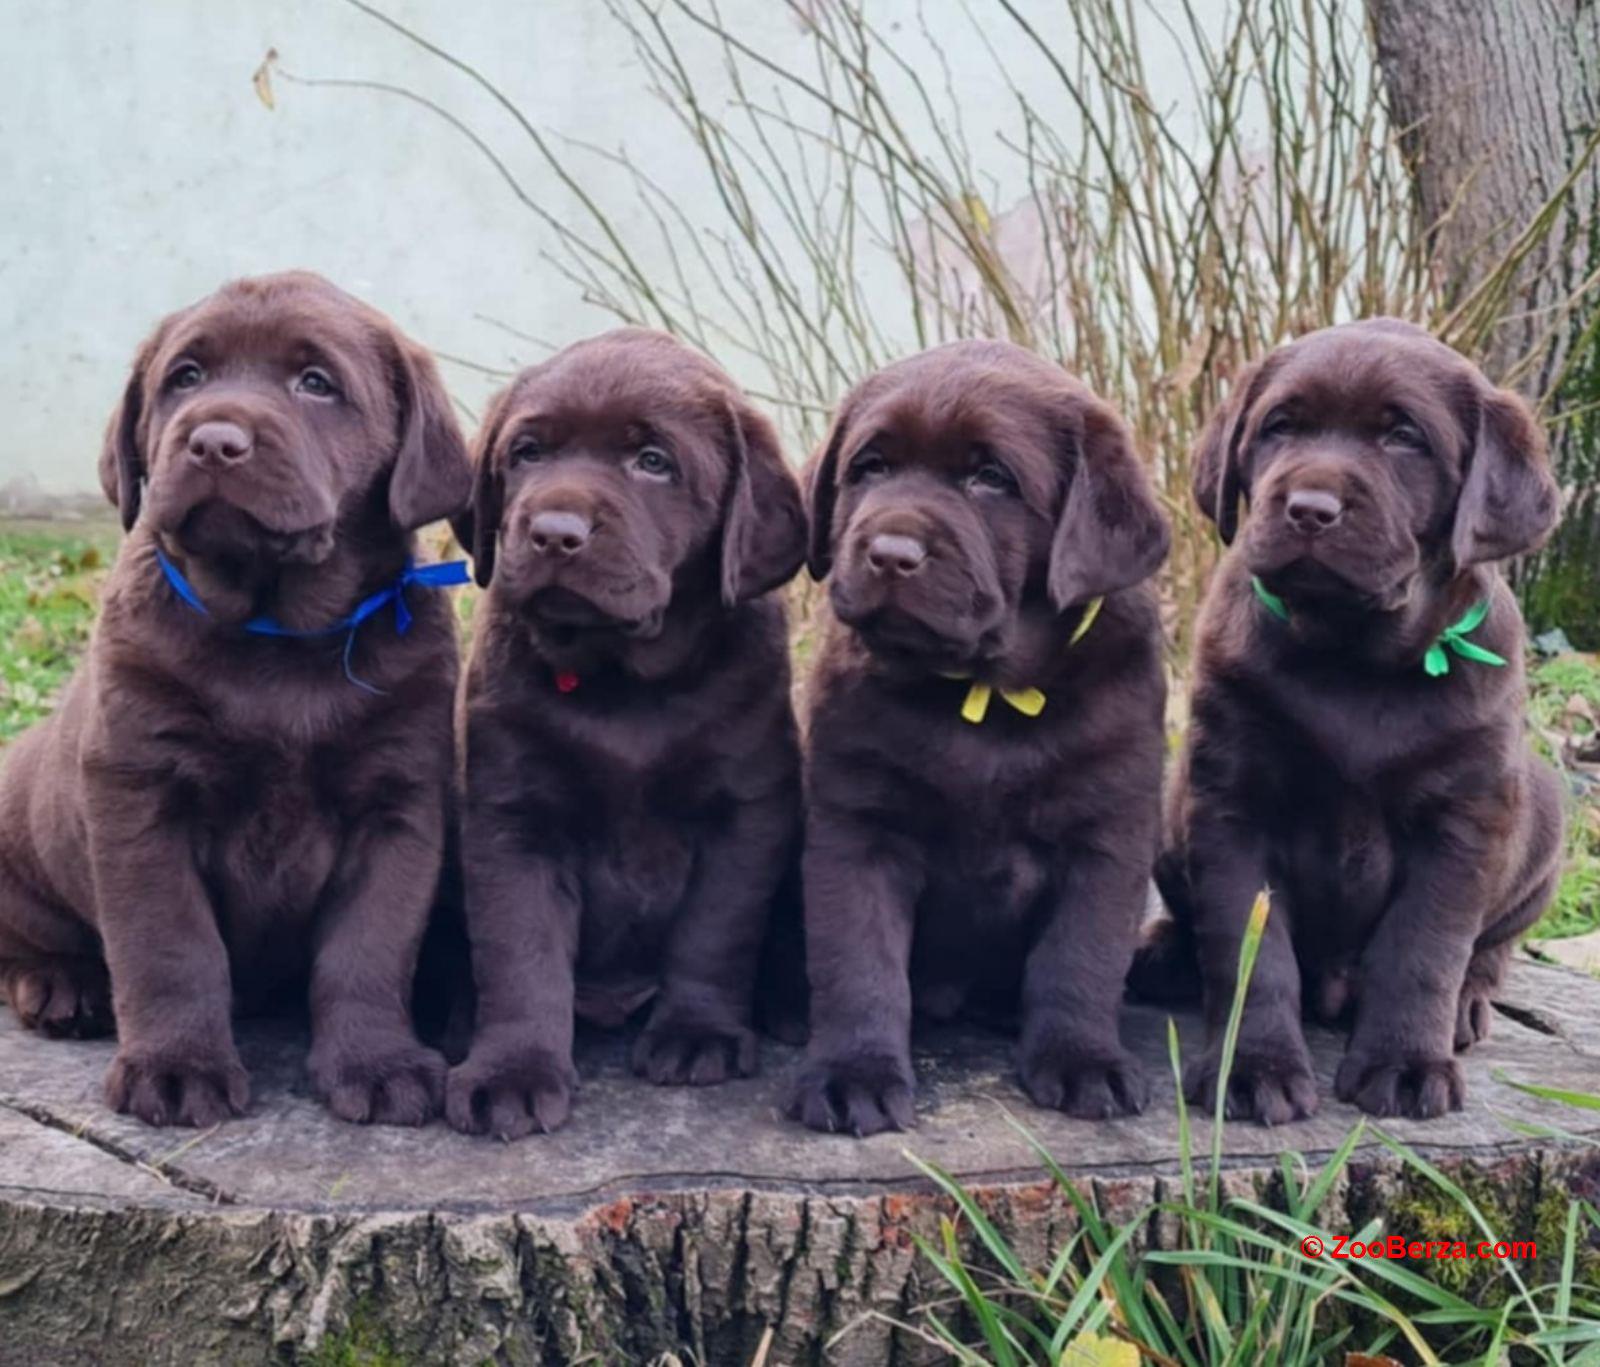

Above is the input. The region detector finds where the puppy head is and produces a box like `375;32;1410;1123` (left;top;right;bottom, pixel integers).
455;329;804;644
1193;319;1558;611
101;272;469;581
806;340;1168;674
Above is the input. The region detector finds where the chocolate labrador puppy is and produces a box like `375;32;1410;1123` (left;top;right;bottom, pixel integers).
0;272;471;1127
1155;319;1564;1122
445;329;806;1138
791;340;1170;1135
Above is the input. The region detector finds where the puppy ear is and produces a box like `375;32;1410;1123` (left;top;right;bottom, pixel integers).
451;387;512;589
99;333;163;532
99;370;146;532
388;340;472;532
803;401;853;581
1047;397;1170;609
719;398;806;604
1191;358;1267;545
1451;386;1561;568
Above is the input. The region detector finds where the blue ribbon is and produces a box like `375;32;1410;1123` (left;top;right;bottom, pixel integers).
155;547;470;693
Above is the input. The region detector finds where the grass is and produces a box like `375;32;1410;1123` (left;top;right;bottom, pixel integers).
886;892;1600;1366
0;521;116;743
1529;651;1600;943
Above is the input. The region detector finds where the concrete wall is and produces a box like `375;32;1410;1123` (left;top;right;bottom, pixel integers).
0;0;1210;495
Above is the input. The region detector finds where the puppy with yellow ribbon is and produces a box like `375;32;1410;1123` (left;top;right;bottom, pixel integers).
789;340;1171;1136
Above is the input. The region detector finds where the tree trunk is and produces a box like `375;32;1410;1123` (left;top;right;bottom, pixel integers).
1369;0;1600;645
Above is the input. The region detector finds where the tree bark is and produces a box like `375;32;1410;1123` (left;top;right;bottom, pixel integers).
1369;0;1600;645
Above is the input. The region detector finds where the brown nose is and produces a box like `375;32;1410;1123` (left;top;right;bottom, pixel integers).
1285;488;1343;536
529;509;593;556
866;532;927;578
187;421;252;468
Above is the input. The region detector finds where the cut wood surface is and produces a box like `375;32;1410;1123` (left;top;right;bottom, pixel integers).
1;956;1598;1364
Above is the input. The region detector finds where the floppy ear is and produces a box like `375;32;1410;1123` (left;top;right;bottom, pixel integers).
803;401;854;581
1451;385;1560;568
1190;358;1265;545
1047;397;1171;609
718;398;806;604
99;335;162;532
450;387;511;589
388;340;472;531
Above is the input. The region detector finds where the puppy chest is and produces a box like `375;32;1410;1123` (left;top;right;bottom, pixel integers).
189;750;344;923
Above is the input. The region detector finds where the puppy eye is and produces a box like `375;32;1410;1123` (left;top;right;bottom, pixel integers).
848;450;888;483
1260;411;1297;439
632;446;676;480
167;361;205;392
1385;419;1427;449
294;367;337;399
968;458;1017;495
509;437;543;465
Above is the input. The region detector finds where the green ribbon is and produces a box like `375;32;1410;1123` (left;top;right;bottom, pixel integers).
1250;577;1507;678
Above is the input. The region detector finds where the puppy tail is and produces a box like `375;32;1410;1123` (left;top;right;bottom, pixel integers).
1126;852;1202;1005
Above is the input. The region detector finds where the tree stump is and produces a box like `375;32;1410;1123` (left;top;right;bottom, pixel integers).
2;956;1599;1365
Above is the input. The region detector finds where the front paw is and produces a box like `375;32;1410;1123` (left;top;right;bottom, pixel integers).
787;1050;915;1136
1020;1041;1146;1119
105;1041;250;1128
446;1034;576;1139
1335;1048;1463;1119
632;1015;757;1086
309;1032;445;1127
1185;1036;1319;1126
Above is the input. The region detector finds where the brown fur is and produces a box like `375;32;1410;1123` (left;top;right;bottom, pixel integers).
0;272;471;1127
1154;319;1564;1123
791;340;1170;1135
444;329;807;1138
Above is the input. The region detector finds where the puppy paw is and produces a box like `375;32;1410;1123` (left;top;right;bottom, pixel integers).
1020;1043;1146;1119
446;1037;576;1139
6;958;112;1039
787;1051;915;1136
105;1042;250;1128
1335;1049;1463;1119
1454;988;1494;1051
1185;1041;1319;1126
309;1034;445;1127
632;1019;757;1086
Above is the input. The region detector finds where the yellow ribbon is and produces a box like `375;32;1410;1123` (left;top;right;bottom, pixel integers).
948;596;1103;724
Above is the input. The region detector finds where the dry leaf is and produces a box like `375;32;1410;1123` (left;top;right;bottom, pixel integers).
1060;1332;1139;1367
252;48;278;111
1345;1355;1405;1367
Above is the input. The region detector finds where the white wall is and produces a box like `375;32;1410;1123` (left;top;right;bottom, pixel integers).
0;0;1217;494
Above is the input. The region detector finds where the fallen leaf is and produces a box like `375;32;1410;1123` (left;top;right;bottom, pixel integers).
252;48;278;111
1061;1333;1139;1367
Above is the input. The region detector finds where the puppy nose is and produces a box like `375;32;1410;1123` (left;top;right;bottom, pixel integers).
186;421;252;468
866;533;927;577
529;509;593;556
1285;488;1343;536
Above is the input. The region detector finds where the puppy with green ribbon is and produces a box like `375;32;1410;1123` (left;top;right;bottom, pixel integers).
791;340;1171;1136
1146;319;1565;1127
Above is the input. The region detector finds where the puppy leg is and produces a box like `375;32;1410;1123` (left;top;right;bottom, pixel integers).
445;844;580;1139
1455;869;1557;1050
1019;852;1147;1119
787;813;922;1136
0;862;111;1040
1336;826;1487;1118
87;800;249;1129
306;800;449;1127
1458;762;1566;1050
633;792;796;1086
1185;819;1318;1125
